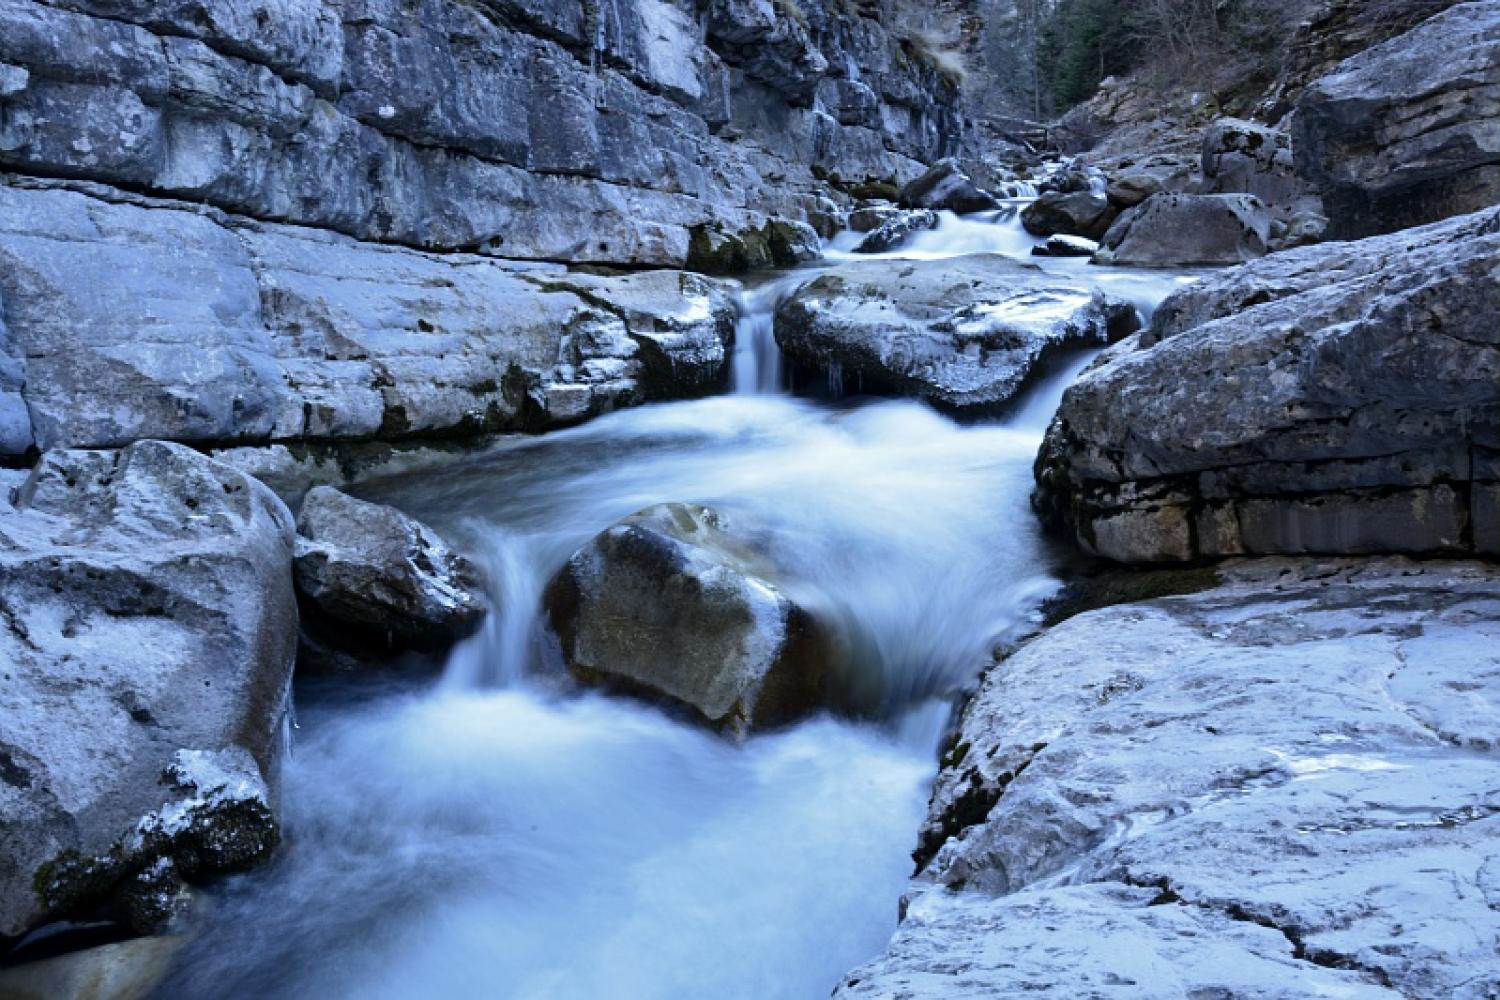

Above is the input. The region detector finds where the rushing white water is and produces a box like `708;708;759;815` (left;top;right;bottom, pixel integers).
157;206;1196;1000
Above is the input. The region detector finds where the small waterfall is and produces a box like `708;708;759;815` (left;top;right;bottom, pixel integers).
731;275;805;395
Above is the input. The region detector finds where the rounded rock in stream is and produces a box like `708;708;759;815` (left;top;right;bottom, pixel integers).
774;255;1139;416
293;486;489;657
0;440;294;938
545;503;830;735
1094;193;1272;266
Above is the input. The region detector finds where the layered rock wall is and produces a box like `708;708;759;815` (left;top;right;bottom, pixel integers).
0;0;962;266
1034;207;1500;563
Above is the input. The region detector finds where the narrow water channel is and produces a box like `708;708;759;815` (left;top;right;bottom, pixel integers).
158;209;1196;999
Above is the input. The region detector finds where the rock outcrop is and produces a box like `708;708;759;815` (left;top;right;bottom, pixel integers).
1036;207;1500;563
0;0;961;268
1199;118;1314;218
1020;191;1115;241
840;558;1500;998
0;441;296;938
0;181;738;460
775;255;1139;415
855;209;940;253
1294;1;1500;239
545;503;829;733
293;486;488;655
898;159;999;215
1094;193;1271;266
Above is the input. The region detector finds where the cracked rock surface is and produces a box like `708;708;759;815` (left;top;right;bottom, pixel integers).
0;180;738;457
1035;206;1500;563
0;440;296;937
775;255;1139;416
839;558;1500;998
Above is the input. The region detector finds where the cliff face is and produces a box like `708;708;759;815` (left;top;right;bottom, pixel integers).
0;0;963;267
0;0;966;463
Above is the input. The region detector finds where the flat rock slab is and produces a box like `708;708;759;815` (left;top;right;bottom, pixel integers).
0;182;738;457
841;558;1500;999
775;255;1138;415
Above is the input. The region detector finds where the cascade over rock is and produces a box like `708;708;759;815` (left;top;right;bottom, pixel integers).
545;503;831;734
294;486;489;656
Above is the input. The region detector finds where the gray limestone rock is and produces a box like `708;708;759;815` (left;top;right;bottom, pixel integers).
898;159;1000;215
775;255;1139;415
842;558;1500;999
545;503;829;734
293;486;488;652
1020;191;1116;241
1036;207;1500;563
0;440;296;937
1294;1;1500;239
1094;193;1271;266
0;0;961;267
854;209;940;253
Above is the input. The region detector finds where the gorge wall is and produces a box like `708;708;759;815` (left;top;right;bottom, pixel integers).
0;0;965;465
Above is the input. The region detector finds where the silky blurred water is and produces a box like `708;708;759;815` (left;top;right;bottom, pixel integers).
158;208;1195;1000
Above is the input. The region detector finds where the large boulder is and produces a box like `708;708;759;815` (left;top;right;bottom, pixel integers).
840;558;1500;999
0;440;296;937
854;210;939;253
774;255;1139;416
1094;193;1271;267
1199;117;1315;217
1103;172;1161;210
898;159;1000;215
1294;1;1500;239
1036;207;1500;563
545;503;829;734
1019;190;1116;241
293;486;488;656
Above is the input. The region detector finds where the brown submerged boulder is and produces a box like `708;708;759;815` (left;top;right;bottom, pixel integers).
545;503;831;734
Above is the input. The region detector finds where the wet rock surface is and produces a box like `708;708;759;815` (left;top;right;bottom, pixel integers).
898;159;1000;215
855;210;940;253
545;503;829;734
1095;192;1271;266
0;181;738;458
1294;0;1500;239
840;558;1500;999
293;486;488;655
775;255;1139;415
0;440;295;938
1020;190;1115;241
1037;206;1500;563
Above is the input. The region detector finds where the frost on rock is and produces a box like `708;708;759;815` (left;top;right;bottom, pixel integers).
841;558;1500;999
32;749;278;935
132;748;278;874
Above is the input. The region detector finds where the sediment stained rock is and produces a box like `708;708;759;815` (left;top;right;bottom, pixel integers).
1036;207;1500;563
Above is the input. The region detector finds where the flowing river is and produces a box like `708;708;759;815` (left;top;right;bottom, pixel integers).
158;207;1197;999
